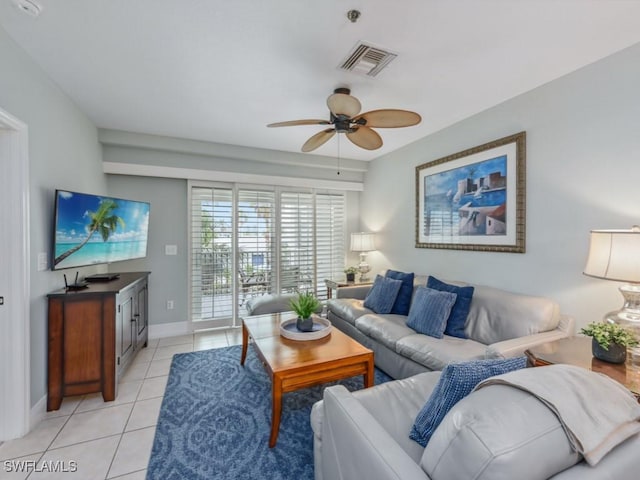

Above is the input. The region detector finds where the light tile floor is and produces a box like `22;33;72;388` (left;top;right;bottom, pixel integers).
0;328;242;479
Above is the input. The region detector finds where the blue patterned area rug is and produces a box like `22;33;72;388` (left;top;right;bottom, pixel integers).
147;344;391;480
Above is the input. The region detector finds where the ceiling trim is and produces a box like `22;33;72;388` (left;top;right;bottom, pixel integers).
103;161;364;192
98;129;369;173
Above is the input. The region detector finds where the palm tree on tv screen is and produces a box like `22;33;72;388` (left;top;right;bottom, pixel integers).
54;199;125;265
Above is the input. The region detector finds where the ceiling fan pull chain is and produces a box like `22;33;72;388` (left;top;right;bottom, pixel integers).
337;134;341;175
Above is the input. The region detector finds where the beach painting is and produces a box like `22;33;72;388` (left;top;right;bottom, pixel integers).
415;132;526;253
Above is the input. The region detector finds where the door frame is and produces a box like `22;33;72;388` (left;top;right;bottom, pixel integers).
0;107;30;441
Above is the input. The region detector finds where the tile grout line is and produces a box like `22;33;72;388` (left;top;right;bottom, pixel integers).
2;334;232;478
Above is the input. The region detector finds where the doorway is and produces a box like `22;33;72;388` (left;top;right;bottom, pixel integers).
0;107;30;441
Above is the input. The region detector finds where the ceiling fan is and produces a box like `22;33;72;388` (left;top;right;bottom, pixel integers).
267;88;421;152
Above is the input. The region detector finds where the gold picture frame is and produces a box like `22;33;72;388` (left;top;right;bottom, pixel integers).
415;132;526;253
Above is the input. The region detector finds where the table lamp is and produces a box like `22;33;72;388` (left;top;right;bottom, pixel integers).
583;226;640;355
350;232;376;282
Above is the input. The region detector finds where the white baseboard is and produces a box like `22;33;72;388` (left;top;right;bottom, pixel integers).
149;321;191;339
30;394;47;431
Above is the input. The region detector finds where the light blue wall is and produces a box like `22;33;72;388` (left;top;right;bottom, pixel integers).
105;175;188;326
0;28;106;407
104;141;363;326
361;42;640;329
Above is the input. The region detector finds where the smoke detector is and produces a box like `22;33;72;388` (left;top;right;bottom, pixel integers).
13;0;42;17
338;42;398;77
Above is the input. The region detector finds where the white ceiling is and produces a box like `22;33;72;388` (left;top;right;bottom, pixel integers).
2;0;640;161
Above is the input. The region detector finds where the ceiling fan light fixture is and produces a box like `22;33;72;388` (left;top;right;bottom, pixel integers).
267;88;420;153
327;89;361;117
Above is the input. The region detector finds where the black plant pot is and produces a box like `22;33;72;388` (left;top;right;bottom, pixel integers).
296;316;314;332
346;273;355;282
592;338;627;364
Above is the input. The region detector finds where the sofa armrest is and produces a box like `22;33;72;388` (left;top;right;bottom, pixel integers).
485;316;575;359
320;385;430;480
336;285;371;300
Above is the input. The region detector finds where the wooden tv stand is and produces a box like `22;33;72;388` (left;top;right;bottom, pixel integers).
47;271;150;411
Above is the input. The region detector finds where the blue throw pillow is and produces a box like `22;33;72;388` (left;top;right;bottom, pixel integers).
427;276;475;339
406;287;457;339
385;270;415;315
363;275;402;314
410;356;528;447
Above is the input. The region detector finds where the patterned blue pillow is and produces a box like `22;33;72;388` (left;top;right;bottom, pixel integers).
385;270;415;315
363;275;402;314
410;356;528;447
427;276;475;339
406;287;457;339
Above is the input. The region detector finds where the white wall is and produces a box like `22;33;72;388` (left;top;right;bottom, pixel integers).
0;28;106;407
361;42;640;329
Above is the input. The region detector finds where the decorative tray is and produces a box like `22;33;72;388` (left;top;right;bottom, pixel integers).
280;315;332;341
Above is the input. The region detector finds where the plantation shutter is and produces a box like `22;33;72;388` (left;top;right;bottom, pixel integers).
315;193;345;299
190;186;234;323
190;183;347;326
237;189;276;304
279;192;315;294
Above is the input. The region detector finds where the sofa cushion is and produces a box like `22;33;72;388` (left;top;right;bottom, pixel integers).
327;298;372;326
465;284;561;344
355;314;416;351
364;275;403;314
385;270;415;315
421;383;581;480
409;357;527;447
395;334;487;371
406;287;457;339
427;276;474;339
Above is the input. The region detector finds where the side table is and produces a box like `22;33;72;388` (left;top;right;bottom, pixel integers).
324;278;373;299
526;336;640;400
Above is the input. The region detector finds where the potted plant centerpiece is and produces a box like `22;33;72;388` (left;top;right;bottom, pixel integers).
289;292;321;332
581;321;639;364
344;266;358;282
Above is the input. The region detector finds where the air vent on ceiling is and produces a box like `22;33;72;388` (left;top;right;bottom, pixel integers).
338;42;397;77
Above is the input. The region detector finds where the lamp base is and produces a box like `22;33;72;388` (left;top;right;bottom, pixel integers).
604;284;640;366
358;252;371;282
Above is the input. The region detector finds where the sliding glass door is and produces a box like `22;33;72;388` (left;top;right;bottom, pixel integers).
189;182;345;329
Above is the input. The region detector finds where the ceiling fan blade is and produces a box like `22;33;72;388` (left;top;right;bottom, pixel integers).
346;126;383;150
327;93;361;117
267;119;330;127
301;128;336;152
354;109;422;128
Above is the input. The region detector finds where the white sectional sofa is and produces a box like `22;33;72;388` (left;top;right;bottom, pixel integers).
311;367;640;480
326;274;575;379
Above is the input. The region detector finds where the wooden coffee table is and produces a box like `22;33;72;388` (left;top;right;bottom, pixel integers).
240;312;374;447
526;336;640;399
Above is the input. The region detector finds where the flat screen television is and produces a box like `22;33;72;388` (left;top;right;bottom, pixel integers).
53;189;150;270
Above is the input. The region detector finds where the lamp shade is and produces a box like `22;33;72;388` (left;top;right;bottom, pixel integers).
350;232;376;252
583;227;640;283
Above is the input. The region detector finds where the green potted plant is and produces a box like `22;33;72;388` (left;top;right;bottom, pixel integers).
580;321;639;364
344;266;358;282
289;292;321;332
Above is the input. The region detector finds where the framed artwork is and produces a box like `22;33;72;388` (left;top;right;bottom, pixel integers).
415;131;526;253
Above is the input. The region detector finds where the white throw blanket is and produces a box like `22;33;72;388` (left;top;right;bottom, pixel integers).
475;364;640;466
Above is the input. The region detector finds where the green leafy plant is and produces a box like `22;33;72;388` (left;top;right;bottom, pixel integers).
289;292;321;320
344;266;359;274
580;322;639;350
